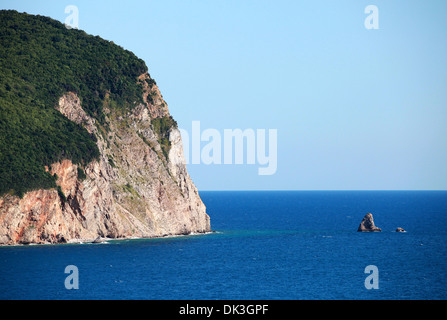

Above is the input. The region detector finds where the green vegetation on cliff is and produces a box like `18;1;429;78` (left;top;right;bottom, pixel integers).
0;10;149;197
151;116;178;160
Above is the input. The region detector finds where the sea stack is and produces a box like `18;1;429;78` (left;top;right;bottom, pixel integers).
357;213;382;232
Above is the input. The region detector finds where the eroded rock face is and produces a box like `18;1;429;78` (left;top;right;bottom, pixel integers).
357;213;382;232
0;76;211;245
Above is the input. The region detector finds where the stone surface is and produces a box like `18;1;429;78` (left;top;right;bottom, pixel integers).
92;236;104;244
357;213;382;232
0;74;211;245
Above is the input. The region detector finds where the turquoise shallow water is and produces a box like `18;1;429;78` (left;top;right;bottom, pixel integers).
0;191;446;300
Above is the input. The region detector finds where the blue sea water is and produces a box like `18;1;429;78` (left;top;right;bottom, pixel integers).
0;191;446;300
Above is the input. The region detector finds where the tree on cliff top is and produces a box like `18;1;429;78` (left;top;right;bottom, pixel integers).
0;10;150;197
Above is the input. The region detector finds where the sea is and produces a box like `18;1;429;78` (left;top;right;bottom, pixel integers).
0;191;446;300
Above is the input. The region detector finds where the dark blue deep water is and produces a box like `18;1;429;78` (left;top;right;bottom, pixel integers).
1;191;446;300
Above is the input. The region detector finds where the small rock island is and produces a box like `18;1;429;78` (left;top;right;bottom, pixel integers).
357;213;382;232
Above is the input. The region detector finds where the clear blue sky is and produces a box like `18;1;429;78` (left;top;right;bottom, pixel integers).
2;0;447;190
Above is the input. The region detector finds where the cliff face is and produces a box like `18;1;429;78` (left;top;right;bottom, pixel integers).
0;76;211;245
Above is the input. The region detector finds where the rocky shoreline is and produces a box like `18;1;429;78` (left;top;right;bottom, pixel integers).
0;230;216;247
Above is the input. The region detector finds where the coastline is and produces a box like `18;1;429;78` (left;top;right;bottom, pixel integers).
0;230;216;248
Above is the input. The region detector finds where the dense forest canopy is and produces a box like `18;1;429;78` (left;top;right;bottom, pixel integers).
0;10;148;197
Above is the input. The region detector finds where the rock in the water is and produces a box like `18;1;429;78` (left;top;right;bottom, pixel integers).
357;213;382;232
395;227;406;232
92;236;103;244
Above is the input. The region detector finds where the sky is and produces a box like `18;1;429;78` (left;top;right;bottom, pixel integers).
2;0;447;190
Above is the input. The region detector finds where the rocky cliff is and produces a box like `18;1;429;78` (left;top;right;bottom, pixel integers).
0;79;211;245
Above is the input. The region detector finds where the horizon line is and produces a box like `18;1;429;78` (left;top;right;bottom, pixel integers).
198;189;447;192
